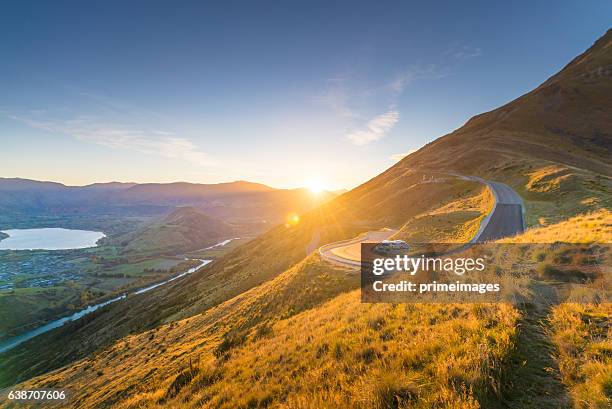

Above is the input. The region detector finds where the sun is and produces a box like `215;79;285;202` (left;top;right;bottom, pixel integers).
306;179;326;194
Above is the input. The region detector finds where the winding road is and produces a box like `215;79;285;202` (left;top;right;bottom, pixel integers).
319;174;525;267
318;229;398;267
460;175;525;242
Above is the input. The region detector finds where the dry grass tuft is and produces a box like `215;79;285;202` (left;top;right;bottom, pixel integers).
549;303;611;409
500;209;611;244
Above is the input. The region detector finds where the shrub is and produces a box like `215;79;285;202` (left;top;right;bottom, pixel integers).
369;373;418;409
356;346;381;364
164;362;200;400
215;331;247;358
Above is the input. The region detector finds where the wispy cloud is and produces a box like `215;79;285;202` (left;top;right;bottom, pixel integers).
446;44;482;60
384;64;449;94
316;62;452;147
5;113;215;166
390;149;417;162
388;72;413;93
454;46;481;60
313;81;358;119
346;110;399;146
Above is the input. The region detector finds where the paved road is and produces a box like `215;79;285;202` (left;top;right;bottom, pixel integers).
319;174;525;267
319;229;397;267
462;176;525;242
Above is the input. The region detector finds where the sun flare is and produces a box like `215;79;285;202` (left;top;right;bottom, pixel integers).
306;179;326;194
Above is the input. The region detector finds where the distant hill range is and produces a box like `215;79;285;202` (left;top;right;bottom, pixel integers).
0;178;337;226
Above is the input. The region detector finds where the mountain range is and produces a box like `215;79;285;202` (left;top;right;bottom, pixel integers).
0;178;337;227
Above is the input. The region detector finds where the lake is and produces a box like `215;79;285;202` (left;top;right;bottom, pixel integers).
0;228;105;250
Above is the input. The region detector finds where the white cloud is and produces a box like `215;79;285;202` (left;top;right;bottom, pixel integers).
6;113;215;166
390;149;417;162
316;64;451;148
346;110;399;146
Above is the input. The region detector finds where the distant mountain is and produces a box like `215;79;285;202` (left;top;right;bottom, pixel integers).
0;178;337;227
113;207;235;255
0;178;157;225
0;178;137;192
109;180;275;203
0;178;66;191
79;182;138;191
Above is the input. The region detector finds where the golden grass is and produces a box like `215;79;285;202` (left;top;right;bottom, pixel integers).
549;303;611;409
4;210;608;409
115;294;519;409
497;208;611;408
499;209;612;244
6;251;521;409
526;165;574;193
518;164;612;227
396;183;494;243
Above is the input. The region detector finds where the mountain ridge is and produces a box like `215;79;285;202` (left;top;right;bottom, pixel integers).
0;178;337;227
401;30;611;177
0;177;276;190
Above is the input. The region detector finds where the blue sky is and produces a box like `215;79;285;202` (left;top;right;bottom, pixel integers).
1;1;610;190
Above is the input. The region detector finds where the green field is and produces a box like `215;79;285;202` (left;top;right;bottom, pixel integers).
0;286;80;340
0;250;203;342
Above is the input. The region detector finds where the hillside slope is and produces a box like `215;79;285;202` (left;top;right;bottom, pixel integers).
0;174;491;387
112;207;235;256
396;30;611;224
11;210;609;408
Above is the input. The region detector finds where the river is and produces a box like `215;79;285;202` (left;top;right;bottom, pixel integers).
0;238;238;354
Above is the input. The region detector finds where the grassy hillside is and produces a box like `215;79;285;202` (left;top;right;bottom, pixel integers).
6;253;520;409
0;169;497;385
499;211;610;409
0;171;492;387
549;303;611;408
395;179;494;243
393;31;612;226
506;210;611;409
112;207;236;256
499;209;611;244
